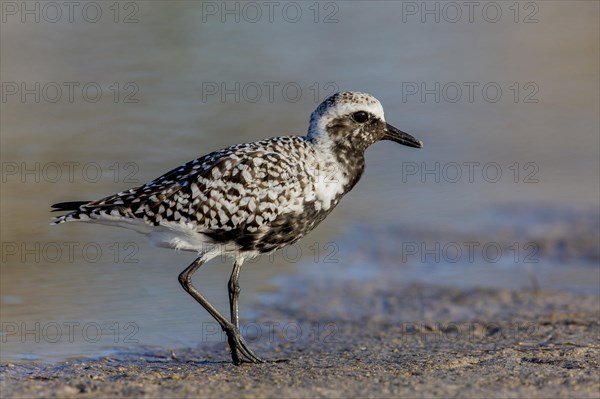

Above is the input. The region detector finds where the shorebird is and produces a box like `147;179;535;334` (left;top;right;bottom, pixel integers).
51;91;423;364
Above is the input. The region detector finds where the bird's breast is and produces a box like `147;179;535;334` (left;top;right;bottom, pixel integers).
312;162;349;212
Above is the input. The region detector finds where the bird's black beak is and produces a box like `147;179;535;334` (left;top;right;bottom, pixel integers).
383;123;423;148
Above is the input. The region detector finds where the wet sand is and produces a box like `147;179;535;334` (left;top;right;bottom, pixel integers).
2;283;598;399
2;207;599;397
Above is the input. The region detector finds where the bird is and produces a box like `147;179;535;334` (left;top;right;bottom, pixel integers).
51;91;423;365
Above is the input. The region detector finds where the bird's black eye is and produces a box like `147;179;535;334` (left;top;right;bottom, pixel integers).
352;111;369;124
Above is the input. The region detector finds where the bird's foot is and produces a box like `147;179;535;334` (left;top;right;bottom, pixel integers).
227;330;265;365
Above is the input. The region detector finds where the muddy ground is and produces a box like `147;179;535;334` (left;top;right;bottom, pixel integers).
2;282;598;399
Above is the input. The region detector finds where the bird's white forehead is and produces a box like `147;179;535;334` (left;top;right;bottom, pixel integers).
313;91;385;122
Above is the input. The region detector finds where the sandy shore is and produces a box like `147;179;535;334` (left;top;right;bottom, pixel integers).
2;282;598;399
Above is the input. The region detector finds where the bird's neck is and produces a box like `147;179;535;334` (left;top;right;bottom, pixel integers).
307;134;366;200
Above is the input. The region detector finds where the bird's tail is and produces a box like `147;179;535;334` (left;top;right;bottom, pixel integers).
51;201;91;225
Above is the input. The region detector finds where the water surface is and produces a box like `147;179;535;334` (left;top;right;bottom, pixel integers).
1;1;598;362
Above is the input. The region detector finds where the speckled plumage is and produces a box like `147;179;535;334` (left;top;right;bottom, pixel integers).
51;91;423;364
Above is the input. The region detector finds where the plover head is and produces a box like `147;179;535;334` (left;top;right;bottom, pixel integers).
307;91;423;151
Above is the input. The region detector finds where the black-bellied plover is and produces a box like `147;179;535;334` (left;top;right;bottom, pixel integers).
51;91;423;364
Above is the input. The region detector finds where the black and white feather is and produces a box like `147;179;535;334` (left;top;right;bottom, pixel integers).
52;91;423;260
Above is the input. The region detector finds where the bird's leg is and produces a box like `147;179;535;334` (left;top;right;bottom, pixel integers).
178;255;264;365
228;258;243;363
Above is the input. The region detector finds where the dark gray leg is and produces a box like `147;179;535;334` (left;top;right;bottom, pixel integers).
228;258;243;363
178;255;264;364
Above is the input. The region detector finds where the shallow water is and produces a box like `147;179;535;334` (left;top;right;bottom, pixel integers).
1;1;598;362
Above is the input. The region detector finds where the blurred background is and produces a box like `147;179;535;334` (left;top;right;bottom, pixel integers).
1;1;598;362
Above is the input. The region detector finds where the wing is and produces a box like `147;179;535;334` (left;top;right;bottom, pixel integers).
52;138;318;252
152;150;311;231
51;148;224;224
